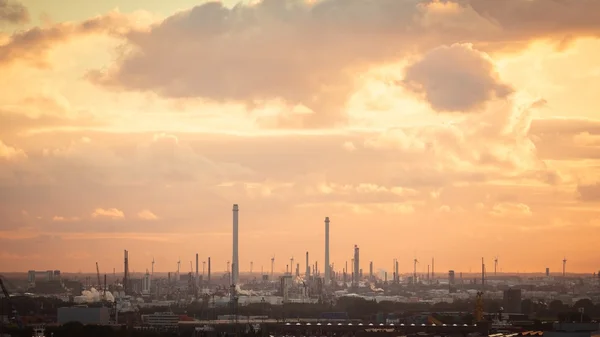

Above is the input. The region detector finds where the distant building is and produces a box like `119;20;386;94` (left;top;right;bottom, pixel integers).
503;288;522;313
142;272;151;295
279;275;293;303
448;270;455;285
57;307;110;325
27;270;60;283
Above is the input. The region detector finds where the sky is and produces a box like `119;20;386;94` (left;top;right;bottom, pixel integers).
1;0;599;275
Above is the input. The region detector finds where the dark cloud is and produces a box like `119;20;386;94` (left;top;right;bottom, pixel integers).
402;43;513;112
577;183;600;202
0;0;29;25
85;0;600;127
0;11;131;67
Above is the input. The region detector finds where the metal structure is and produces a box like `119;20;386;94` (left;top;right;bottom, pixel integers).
413;258;419;284
0;276;23;329
494;256;499;275
123;250;129;294
324;217;330;285
95;262;101;289
232;204;239;285
475;291;484;322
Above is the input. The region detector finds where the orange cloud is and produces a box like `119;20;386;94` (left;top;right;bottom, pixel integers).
137;210;158;221
91;208;124;219
0;11;131;68
85;0;600;128
0;139;26;160
0;0;29;25
52;216;80;222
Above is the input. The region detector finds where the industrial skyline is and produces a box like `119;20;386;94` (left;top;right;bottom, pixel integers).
4;204;589;277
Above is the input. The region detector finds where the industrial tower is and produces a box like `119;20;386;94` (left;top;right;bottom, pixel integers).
232;204;239;285
324;217;330;285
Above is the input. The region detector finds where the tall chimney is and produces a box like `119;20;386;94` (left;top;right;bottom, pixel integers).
232;204;239;285
305;251;310;279
353;245;360;286
208;257;211;284
369;261;373;281
195;253;199;286
432;257;435;281
481;257;485;289
324;217;330;285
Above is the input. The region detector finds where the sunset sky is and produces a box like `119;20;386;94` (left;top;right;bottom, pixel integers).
1;0;599;275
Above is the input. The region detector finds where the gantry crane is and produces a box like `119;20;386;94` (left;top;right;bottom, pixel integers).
0;276;23;328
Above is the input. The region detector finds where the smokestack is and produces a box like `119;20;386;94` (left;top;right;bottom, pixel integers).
481;257;485;289
395;260;399;283
195;253;199;286
369;261;373;281
353;245;360;286
232;204;239;285
427;265;430;283
305;251;310;279
324;217;330;285
432;257;435;280
123;250;129;294
208;257;211;284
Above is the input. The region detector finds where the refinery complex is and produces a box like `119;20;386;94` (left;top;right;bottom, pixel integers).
1;204;600;337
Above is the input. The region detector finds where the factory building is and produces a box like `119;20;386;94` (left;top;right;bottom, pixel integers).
142;271;151;295
448;270;455;285
503;288;522;313
280;275;293;303
57;307;110;325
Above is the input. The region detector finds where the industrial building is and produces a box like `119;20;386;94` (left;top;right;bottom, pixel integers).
27;270;60;283
503;288;522;313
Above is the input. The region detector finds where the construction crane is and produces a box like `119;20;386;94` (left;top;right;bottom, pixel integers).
271;255;275;279
0;276;23;329
96;262;101;290
474;291;484;322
